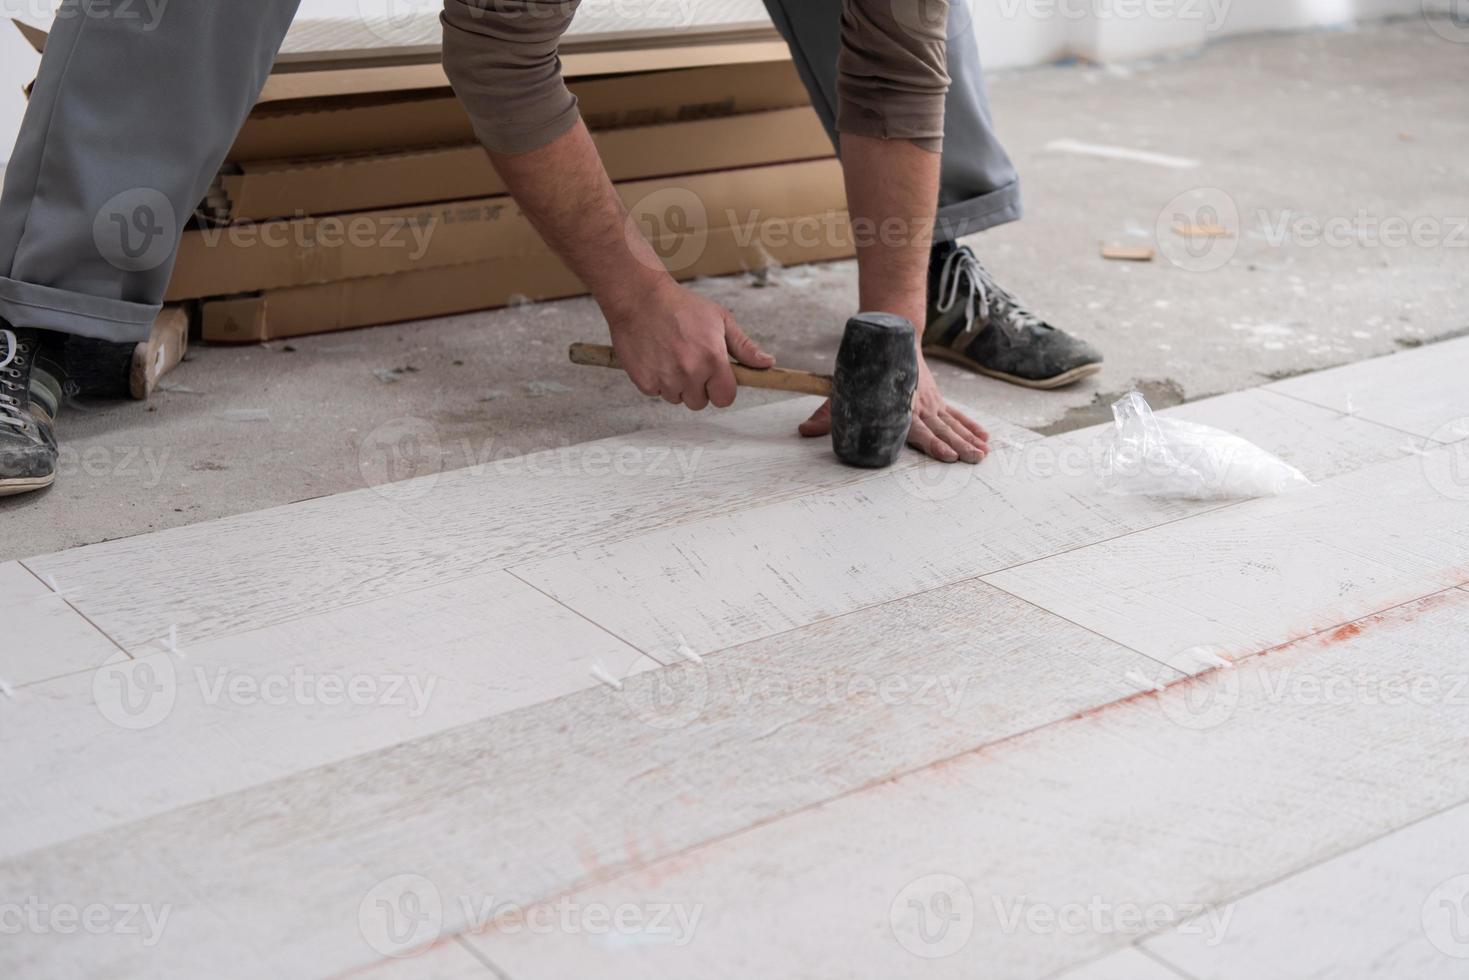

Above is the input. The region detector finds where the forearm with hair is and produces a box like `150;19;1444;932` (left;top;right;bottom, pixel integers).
840;133;940;331
485;122;670;312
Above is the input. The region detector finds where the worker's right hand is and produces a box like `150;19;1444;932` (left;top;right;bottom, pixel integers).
602;279;774;411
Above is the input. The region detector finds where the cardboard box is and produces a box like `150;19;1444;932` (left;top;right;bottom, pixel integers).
13;16;789;103
171;158;847;301
12;19;808;162
201;209;854;343
256;36;792;104
272;17;782;73
213;106;831;222
230;88;475;163
259;18;788;102
228;58;809;162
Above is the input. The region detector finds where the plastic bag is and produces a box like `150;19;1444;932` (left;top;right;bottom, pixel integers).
1098;392;1312;500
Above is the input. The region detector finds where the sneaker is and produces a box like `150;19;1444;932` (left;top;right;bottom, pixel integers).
0;326;62;496
923;243;1103;389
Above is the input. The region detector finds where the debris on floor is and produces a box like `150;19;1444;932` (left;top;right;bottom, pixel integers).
373;366;419;384
1101;243;1156;262
525;380;573;397
1171;220;1234;239
217;408;271;422
129;306;190;400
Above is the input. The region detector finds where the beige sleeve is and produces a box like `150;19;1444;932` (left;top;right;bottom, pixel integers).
835;0;951;153
441;0;583;156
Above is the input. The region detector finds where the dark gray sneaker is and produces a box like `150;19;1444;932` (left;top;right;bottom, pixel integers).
0;326;62;496
924;243;1103;389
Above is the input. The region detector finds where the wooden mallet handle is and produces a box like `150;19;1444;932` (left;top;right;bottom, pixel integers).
568;343;833;397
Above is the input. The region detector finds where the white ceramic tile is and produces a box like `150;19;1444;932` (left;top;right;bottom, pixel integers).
0;570;654;859
0;560;121;686
23;400;972;655
1157;387;1417;481
0;578;1167;979
986;450;1469;667
514;383;1423;662
513;429;1221;659
1266;335;1469;443
353;938;500;979
463;591;1469;979
1145;802;1469;980
1056;947;1191;980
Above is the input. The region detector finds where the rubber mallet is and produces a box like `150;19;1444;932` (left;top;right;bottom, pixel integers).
568;312;919;468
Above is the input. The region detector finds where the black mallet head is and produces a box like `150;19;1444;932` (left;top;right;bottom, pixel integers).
829;312;919;468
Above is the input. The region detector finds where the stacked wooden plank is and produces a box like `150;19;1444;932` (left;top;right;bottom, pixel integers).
12;11;852;343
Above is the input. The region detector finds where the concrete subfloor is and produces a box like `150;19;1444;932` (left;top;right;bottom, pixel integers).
4;17;1465;561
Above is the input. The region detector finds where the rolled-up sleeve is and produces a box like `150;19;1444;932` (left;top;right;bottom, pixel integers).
836;0;951;153
441;0;582;155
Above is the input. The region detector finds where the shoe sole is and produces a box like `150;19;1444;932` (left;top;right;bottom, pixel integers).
923;345;1104;390
0;474;56;497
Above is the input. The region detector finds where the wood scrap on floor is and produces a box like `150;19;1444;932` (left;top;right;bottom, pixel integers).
1100;242;1156;262
129;307;190;400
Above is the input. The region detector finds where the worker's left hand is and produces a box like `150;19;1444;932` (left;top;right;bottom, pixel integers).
797;357;990;464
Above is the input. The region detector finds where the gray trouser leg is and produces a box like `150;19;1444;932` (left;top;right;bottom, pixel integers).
762;0;1021;242
0;0;301;342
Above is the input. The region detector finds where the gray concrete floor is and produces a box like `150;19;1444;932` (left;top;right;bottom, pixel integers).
5;18;1466;561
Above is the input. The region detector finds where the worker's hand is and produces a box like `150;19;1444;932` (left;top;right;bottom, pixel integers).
798;357;990;464
602;279;774;410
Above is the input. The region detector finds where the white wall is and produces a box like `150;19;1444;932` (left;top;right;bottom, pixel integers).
973;0;1423;68
0;0;1429;167
0;10;40;169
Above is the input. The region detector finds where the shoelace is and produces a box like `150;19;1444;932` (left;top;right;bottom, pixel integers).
934;248;1046;339
0;329;25;429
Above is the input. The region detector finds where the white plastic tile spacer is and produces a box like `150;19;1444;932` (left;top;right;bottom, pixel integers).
1125;670;1167;693
31;573;67;603
589;660;623;691
1183;648;1233;670
673;635;704;665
